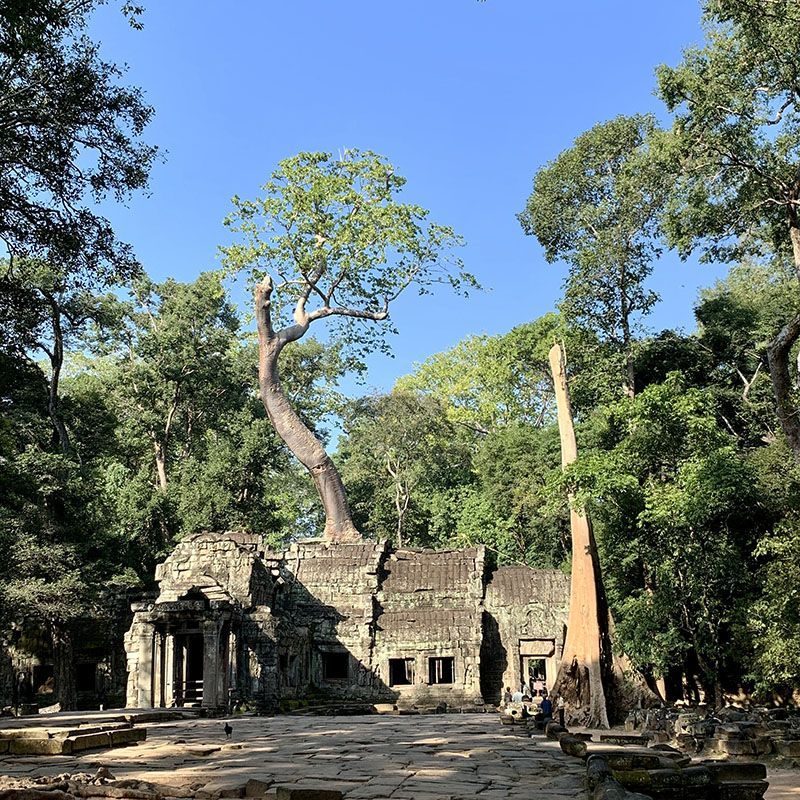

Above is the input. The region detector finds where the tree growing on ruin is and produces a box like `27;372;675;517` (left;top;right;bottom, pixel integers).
223;150;472;541
548;342;615;727
519;115;665;398
655;0;800;457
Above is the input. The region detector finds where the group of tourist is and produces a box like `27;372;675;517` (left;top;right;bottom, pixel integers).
502;684;565;726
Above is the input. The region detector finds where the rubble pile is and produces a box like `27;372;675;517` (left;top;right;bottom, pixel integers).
537;718;771;800
625;705;800;760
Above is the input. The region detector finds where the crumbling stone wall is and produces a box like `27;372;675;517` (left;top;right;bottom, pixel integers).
125;533;571;712
484;566;570;702
271;540;387;703
373;547;486;708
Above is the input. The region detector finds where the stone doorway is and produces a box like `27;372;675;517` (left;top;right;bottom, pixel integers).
174;632;204;706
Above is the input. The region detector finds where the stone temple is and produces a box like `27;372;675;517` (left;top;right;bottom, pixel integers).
124;532;570;712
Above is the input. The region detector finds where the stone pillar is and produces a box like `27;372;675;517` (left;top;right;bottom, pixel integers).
202;619;221;708
228;628;238;703
164;633;175;707
137;626;154;708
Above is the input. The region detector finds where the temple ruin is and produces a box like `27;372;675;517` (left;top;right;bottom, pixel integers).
124;532;570;711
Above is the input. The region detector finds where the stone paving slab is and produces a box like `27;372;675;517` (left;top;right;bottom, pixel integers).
1;715;585;800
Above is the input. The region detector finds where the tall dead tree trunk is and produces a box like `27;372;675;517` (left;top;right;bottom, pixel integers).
549;343;657;726
255;278;360;543
548;342;614;728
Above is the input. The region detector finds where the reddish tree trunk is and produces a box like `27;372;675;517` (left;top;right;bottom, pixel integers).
549;343;614;728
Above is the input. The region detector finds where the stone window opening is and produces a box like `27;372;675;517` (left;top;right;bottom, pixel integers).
321;651;349;682
428;656;454;685
388;657;415;686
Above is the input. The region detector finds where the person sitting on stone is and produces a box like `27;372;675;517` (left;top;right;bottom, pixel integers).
503;687;513;706
539;695;553;721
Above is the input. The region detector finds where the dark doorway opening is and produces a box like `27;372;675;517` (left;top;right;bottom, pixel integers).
321;651;349;682
428;656;454;685
389;658;415;686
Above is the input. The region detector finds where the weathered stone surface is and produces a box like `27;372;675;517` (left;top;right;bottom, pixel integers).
9;737;72;755
773;739;800;757
67;732;112;752
0;791;74;800
559;734;588;759
275;789;343;800
126;533;570;713
699;761;767;782
244;780;272;798
110;728;146;746
599;734;652;746
715;782;769;800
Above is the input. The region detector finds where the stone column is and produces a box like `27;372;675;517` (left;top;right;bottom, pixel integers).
137;626;154;708
202;619;221;708
164;633;175;707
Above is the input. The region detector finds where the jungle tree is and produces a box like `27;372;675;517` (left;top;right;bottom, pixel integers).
656;0;800;456
223;150;472;541
519;115;665;397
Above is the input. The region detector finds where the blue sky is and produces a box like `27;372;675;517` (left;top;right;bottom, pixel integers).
90;1;726;393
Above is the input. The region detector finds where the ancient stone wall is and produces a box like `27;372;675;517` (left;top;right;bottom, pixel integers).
271;540;388;703
373;547;486;708
123;533;570;713
484;566;570;703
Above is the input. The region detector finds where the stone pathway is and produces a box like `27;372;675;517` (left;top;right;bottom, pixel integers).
0;714;585;800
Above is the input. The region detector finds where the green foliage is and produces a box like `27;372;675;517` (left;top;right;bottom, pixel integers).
0;0;156;279
656;0;800;263
222;149;475;367
520;115;666;393
567;375;762;689
397;315;559;432
340;390;475;548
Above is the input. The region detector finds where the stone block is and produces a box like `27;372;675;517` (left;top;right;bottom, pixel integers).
245;780;273;797
715;782;769;800
559;734;588;759
0;790;73;800
600;734;652;746
196;784;245;800
773;739;800;757
700;761;767;782
67;731;112;752
9;737;72;755
594;751;680;772
710;738;765;756
0;739;8;753
275;789;344;800
110;727;147;746
0;729;49;740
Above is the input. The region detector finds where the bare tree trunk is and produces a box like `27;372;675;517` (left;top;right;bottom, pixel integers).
50;622;76;711
549;343;613;728
255;280;360;542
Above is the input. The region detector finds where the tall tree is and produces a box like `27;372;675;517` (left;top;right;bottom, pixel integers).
396;315;559;433
548;343;614;727
656;0;800;456
223;149;473;541
519;115;665;397
340;390;474;548
0;0;156;281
